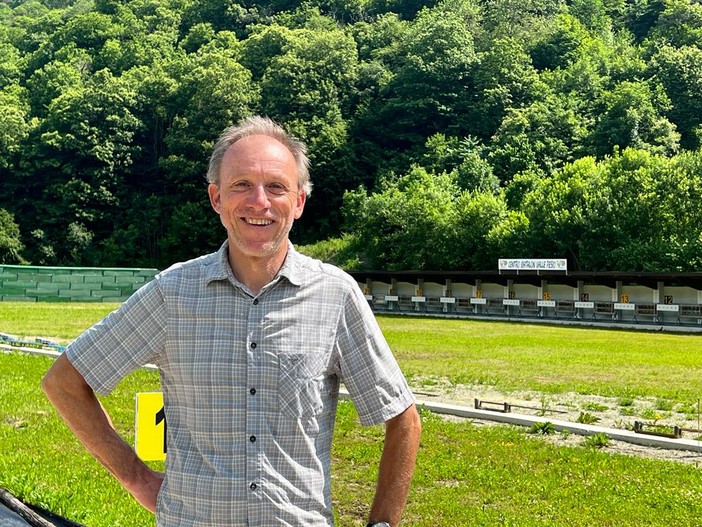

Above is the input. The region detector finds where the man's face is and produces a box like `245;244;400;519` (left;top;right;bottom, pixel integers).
208;134;306;262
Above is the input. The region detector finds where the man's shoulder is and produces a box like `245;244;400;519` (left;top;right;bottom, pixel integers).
155;250;223;284
290;249;357;289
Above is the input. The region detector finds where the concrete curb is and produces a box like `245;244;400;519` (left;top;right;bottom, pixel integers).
416;398;702;453
0;344;61;358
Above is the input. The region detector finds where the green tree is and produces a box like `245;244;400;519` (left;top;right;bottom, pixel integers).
94;3;181;73
530;13;590;71
598;149;696;271
239;24;297;80
51;10;118;52
660;150;702;269
647;0;702;48
0;209;26;264
259;25;358;124
99;195;166;267
367;0;439;19
569;0;612;33
0;3;11;21
480;0;564;43
422;134;499;193
650;44;702;149
179;22;216;53
467;37;548;140
517;155;607;269
20;69;142;264
624;0;666;41
517;149;702;271
542;31;646;119
588;80;680;157
181;0;260;34
0;85;31;170
25;45;89;117
342;166;513;270
354;0;479;174
450;190;516;270
489;94;589;181
121;63;180;190
343;167;460;270
0;42;21;88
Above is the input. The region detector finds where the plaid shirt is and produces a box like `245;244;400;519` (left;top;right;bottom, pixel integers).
67;242;415;527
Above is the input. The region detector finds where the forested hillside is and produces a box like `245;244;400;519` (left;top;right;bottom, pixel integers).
1;0;701;271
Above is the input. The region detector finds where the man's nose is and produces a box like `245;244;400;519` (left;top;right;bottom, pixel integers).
246;185;271;208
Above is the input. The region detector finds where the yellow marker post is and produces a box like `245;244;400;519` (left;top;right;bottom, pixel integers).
135;392;167;461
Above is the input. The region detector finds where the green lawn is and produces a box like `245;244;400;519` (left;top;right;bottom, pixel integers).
0;302;118;342
380;315;702;402
2;303;702;526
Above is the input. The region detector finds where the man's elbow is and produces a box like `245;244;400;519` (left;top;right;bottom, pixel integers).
42;358;63;401
406;404;422;442
390;404;422;441
42;353;84;401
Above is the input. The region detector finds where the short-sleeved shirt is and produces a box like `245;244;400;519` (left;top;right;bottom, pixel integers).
66;242;415;527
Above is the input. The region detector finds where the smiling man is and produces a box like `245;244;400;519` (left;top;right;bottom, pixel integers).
42;116;421;527
207;128;306;294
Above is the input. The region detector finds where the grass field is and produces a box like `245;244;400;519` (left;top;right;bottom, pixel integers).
2;303;702;526
381;316;702;403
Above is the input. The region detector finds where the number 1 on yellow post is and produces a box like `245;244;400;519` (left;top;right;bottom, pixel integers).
135;392;166;461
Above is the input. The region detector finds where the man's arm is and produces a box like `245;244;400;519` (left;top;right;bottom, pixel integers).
42;353;163;512
367;403;422;526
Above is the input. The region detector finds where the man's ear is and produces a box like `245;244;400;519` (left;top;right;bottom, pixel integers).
294;190;306;220
208;183;221;214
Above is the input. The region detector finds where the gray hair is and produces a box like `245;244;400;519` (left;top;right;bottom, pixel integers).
206;115;312;196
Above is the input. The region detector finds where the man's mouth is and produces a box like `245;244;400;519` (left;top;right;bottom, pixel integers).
245;218;274;226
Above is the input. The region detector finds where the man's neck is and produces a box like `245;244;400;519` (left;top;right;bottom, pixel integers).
227;246;289;296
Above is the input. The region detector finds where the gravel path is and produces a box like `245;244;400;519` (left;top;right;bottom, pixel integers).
411;379;702;466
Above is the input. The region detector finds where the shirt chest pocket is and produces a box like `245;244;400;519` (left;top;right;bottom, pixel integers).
278;352;335;419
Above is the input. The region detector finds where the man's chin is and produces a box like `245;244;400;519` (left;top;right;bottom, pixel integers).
231;239;285;260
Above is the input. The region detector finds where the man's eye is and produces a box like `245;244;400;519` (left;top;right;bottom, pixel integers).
232;182;251;191
267;184;287;195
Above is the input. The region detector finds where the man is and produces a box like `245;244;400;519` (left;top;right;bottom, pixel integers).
42;115;422;527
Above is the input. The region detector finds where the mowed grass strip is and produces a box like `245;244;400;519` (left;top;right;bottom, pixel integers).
378;315;702;402
2;303;702;525
0;302;119;342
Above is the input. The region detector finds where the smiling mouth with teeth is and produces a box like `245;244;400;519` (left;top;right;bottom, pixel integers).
246;218;274;226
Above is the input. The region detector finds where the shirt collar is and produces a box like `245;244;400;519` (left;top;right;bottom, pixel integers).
204;240;303;288
203;241;231;285
277;242;304;287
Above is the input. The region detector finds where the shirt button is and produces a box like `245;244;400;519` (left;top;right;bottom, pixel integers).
249;388;256;395
250;482;257;491
253;299;259;305
250;342;257;349
249;435;256;443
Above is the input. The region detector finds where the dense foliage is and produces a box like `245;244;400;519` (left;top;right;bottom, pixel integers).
1;0;701;271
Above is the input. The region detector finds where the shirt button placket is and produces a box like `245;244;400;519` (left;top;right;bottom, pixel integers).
246;296;263;511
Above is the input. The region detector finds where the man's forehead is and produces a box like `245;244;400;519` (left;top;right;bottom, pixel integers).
220;134;297;177
226;134;292;157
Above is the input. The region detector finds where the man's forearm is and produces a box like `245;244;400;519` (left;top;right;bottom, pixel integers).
368;404;422;526
42;354;163;511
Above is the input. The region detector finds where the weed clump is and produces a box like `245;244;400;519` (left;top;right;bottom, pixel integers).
529;421;556;435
